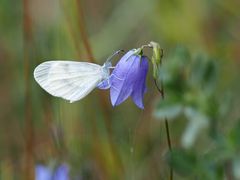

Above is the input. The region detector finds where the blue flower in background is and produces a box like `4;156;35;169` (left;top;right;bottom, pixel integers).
98;49;149;109
35;164;69;180
35;165;52;180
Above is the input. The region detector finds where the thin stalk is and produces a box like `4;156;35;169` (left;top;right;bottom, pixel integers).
154;68;173;179
23;0;34;179
165;118;173;180
74;0;124;175
59;0;82;59
75;0;94;62
164;118;172;151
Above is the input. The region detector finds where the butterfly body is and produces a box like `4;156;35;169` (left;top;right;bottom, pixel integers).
34;60;111;103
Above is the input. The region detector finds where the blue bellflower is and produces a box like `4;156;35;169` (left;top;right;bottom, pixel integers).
35;164;69;180
98;49;149;109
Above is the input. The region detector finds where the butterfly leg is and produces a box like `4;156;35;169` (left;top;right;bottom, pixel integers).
97;77;111;89
106;50;124;63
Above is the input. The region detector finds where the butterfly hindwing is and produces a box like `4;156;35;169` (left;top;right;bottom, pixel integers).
34;61;104;102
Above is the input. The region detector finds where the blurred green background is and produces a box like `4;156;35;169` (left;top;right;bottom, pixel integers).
0;0;239;179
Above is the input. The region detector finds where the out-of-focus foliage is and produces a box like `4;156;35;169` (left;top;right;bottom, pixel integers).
0;0;240;179
154;47;239;178
154;47;220;148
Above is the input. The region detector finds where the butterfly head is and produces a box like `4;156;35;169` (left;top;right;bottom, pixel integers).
101;50;124;79
102;61;112;79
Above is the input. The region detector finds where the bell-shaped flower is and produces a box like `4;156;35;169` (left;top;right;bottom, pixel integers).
35;165;52;180
35;164;69;180
98;49;149;109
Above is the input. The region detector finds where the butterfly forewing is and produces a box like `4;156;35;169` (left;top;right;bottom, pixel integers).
34;61;104;102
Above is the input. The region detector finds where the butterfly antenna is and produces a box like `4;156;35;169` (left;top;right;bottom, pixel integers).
106;50;124;63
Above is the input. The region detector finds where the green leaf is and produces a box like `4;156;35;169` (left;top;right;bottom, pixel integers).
228;119;240;149
166;148;197;176
233;157;240;179
189;54;217;93
153;104;183;120
154;101;183;120
181;107;209;148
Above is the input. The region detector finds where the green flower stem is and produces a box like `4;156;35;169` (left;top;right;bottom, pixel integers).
153;53;173;180
155;78;173;180
165;118;173;180
140;43;173;179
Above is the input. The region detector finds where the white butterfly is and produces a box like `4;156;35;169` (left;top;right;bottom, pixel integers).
33;51;122;103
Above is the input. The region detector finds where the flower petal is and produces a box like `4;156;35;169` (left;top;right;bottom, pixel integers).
131;56;149;109
35;165;52;180
53;164;69;180
110;54;140;106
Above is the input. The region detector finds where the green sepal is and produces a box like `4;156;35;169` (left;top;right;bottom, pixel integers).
149;41;163;79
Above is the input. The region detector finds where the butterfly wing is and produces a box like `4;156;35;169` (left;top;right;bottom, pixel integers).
34;61;104;102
